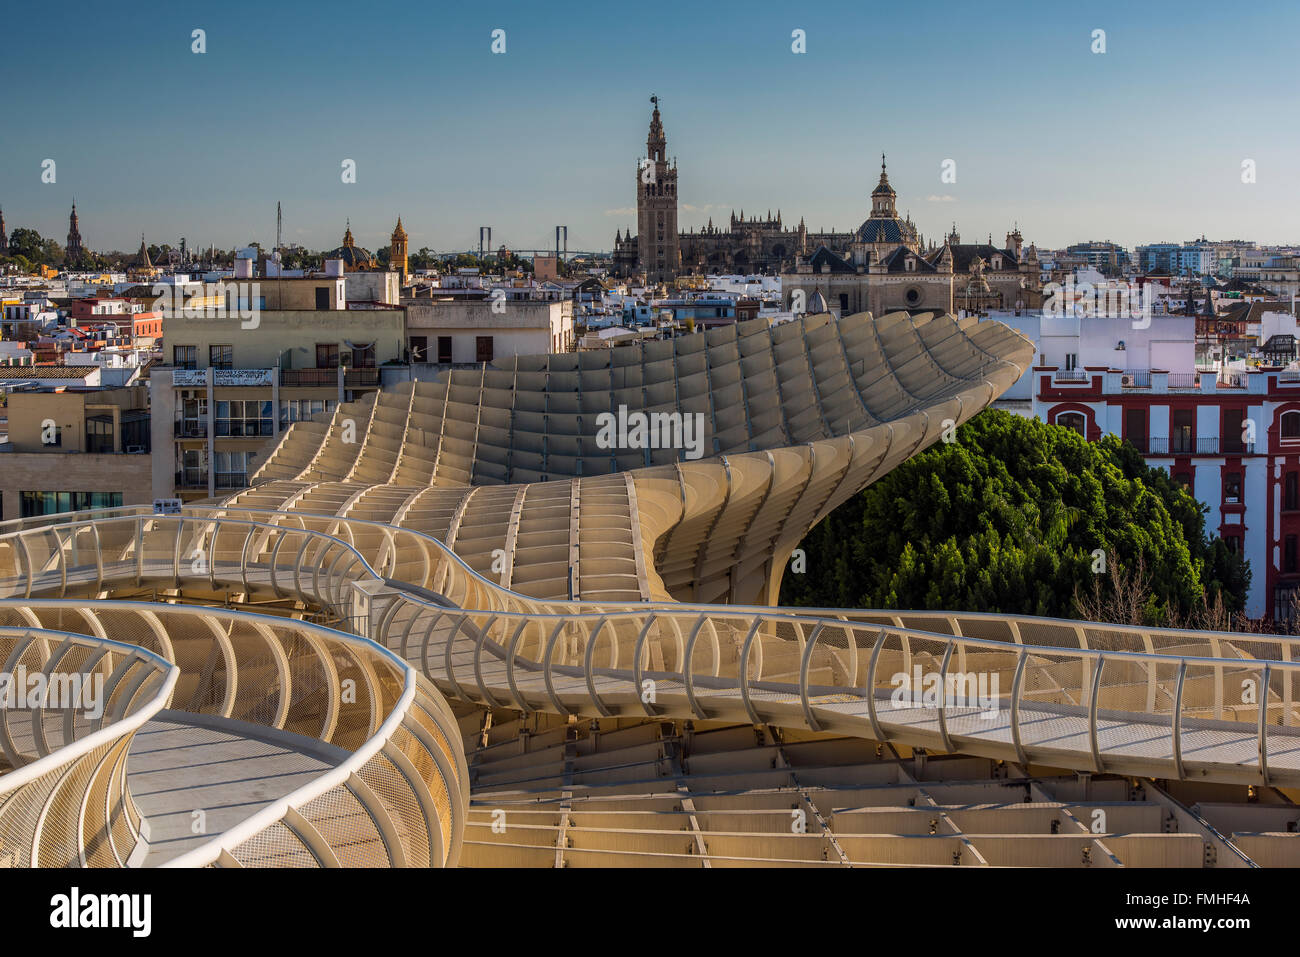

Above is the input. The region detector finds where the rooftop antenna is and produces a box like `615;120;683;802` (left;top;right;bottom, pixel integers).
276;201;282;253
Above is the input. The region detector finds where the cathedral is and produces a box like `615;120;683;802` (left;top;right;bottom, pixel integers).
613;99;854;279
782;159;1042;316
614;99;1043;316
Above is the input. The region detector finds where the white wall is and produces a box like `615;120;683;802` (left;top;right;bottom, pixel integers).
1243;460;1269;618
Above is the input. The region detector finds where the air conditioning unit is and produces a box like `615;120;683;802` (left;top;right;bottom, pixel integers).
126;445;145;454
1121;374;1136;387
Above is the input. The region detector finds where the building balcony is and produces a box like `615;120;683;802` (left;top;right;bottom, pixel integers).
345;367;380;388
1130;436;1256;456
280;368;337;388
175;471;208;490
174;421;207;438
279;367;380;388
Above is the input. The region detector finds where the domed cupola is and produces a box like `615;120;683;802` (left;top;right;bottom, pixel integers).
855;153;918;250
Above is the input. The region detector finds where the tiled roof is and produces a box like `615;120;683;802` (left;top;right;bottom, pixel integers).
857;218;910;244
1223;300;1300;324
806;246;855;274
0;366;95;379
880;246;937;273
935;244;1020;272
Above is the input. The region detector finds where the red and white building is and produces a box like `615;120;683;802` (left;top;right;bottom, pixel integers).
1034;362;1300;621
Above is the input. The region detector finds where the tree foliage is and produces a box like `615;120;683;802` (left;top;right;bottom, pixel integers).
779;409;1251;625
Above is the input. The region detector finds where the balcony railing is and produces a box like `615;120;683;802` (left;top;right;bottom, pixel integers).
1053;370;1090;383
1131;436;1256;456
345;367;379;387
1167;373;1200;390
174;470;208;489
279;367;380;388
1120;370;1151;388
173;421;206;438
280;368;337;388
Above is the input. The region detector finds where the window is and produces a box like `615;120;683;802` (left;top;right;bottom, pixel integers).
409;336;428;362
1172;409;1194;454
209;344;233;370
1288;472;1298;511
177;392;208;437
476;336;494;363
280;398;335;426
173;345;196;370
438;336;453;364
316;343;339;368
1274;584;1300;624
215;399;273;437
179;448;206;488
1283;411;1300;439
315;287;330;310
1057;412;1086;437
1287;535;1298;574
214;450;250;489
20;491;122;518
1224;472;1241;504
85;417;114;454
1125;408;1146;451
1065;353;1078;371
1223;408;1244;453
351;343;375;368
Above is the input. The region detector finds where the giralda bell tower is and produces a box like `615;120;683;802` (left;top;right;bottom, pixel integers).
636;95;679;283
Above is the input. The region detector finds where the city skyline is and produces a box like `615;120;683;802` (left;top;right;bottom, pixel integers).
1;0;1297;256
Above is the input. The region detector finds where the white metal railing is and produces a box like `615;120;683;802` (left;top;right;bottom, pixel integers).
0;627;177;867
0;600;466;868
7;499;1300;874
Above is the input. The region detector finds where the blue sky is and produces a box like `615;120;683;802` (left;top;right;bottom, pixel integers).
1;0;1297;255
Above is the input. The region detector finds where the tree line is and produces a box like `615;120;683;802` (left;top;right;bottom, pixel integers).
779;409;1251;629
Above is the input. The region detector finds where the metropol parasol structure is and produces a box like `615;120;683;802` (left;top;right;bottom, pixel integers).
2;309;1298;868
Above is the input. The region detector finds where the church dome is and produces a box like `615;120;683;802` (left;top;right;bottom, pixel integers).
857;153;917;247
324;220;376;269
857;218;913;244
325;244;375;267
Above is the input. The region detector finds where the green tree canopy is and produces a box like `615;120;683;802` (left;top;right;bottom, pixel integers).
779;409;1250;624
8;227;49;262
